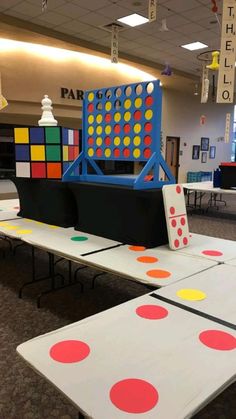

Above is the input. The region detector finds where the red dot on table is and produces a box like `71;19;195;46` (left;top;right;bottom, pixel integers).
202;250;223;257
146;269;171;279
114;124;121;134
50;340;90;363
145;96;154;106
123;148;130;158
177;228;182;237
144;148;151;159
171;219;177;228
129;246;146;251
87;103;94;112
110;378;159;413
181;217;186;226
176;185;181;194
145;122;152;132
114;148;120;158
136;305;168;320
134;110;142;120
137;256;158;263
124;123;131;134
199;330;236;351
105;113;112;123
105;136;111;146
170;206;175;215
183;237;188;245
174;239;180;248
96;148;103;157
144;135;152;146
88;137;94;146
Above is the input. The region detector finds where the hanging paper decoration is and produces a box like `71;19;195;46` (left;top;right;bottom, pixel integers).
200;115;206;126
0;73;8;111
149;0;157;22
201;66;209;103
217;0;236;103
159;19;169;32
42;0;48;12
206;51;220;70
211;0;218;13
225;113;231;143
111;25;119;64
161;63;172;76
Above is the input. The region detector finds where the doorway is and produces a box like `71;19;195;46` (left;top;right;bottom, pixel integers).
165;136;180;182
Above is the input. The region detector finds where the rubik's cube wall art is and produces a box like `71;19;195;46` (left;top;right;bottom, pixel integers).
14;127;81;179
63;80;175;189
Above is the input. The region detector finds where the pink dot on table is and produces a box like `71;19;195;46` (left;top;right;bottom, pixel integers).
174;239;180;248
144;148;151;159
137;256;158;263
144;135;152;146
199;330;236;351
114;148;120;158
183;237;188;245
176;185;181;194
114;124;121;134
87;103;94;112
145;96;154;107
177;228;182;237
170;206;175;215
145;122;152;132
110;378;159;413
124;123;131;134
146;269;171;279
105;136;111;146
171;219;177;228
88;137;94;146
50;340;90;363
123;148;130;158
105;113;112;123
181;217;186;226
202;250;223;257
96;148;103;158
134;110;142;120
136;305;168;320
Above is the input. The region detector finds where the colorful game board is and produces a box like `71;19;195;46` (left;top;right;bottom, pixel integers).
63;80;175;189
14;127;81;179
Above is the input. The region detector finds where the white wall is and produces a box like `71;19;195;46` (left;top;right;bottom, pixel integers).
162;89;234;183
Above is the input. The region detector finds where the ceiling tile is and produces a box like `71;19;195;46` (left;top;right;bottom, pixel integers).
175;22;205;34
182;5;212;21
55;20;91;33
0;0;24;9
80;27;109;40
164;0;200;12
54;3;89;18
71;0;111;11
97;4;134;20
4;1;42;18
34;11;71;25
119;28;145;41
27;0;66;8
78;12;111;26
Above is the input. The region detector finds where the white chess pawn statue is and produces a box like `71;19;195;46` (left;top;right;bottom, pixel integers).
38;95;58;126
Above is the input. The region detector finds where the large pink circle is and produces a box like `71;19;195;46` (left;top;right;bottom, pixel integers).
202;250;223;257
136;305;168;320
110;378;159;413
199;330;236;351
50;340;90;363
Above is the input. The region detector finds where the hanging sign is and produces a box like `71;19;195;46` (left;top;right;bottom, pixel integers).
200;115;207;126
201;66;209;103
149;0;157;22
217;0;236;103
111;25;119;64
225;113;231;142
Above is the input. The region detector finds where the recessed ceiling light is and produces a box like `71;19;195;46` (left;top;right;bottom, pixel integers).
117;13;149;27
181;42;208;51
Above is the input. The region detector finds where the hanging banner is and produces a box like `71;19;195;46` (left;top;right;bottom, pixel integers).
201;66;209;103
111;25;119;64
225;113;231;142
217;0;236;103
200;115;206;126
149;0;157;22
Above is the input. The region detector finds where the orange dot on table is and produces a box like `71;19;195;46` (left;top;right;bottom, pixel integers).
134;110;142;120
137;256;158;263
87;103;94;112
202;250;223;257
170;206;175;215
183;237;188;245
114;148;120;158
145;122;152;132
50;340;90;363
144;135;152;146
176;185;182;194
123;148;130;158
181;217;186;226
136;305;168;320
145;95;154;106
171;219;177;228
110;378;159;414
146;269;171;279
199;330;236;351
96;148;103;157
124;123;131;134
144;148;151;159
114;124;121;134
105;113;112;123
177;228;182;237
129;246;146;251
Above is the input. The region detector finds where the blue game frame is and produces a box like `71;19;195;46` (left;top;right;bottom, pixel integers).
63;80;175;189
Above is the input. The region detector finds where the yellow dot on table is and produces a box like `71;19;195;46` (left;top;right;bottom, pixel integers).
105;101;112;111
0;222;9;226
124;111;131;122
88;148;94;157
5;226;18;230
176;289;206;301
133;136;141;146
134;123;141;134
88;126;94;136
145;109;153;120
133;148;141;158
16;229;32;234
114;136;121;146
105;148;111;158
24;219;33;223
48;225;59;229
114;112;121;122
105;125;112;135
123;136;131;146
135;98;142;108
96;137;102;146
96;126;103;135
96;114;103;124
88;115;94;124
88;92;94;102
124;99;132;109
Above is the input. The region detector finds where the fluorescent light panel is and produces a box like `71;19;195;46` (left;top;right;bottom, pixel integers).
118;13;149;27
181;42;208;51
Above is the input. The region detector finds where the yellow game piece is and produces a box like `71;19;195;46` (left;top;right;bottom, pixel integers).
96;126;103;135
5;226;19;230
63;146;68;161
88;148;94;157
105;148;111;158
96;137;102;146
124;112;131;122
105;125;112;135
133;136;141;146
88;92;94;102
135;98;142;108
145;109;153;120
88;115;94;124
123;136;131;146
124;99;131;109
114;136;121;146
96;114;103;124
176;289;206;301
14;128;29;144
105;101;112;111
31;145;45;161
16;229;32;234
88;126;94;136
114;112;121;122
134;123;141;134
133;148;141;158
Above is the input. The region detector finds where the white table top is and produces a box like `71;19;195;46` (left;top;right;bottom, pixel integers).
83;244;216;287
0;198;20;221
153;264;236;326
182;181;236;195
17;293;236;419
226;258;236;267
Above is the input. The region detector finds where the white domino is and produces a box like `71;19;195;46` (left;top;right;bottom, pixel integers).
162;184;189;250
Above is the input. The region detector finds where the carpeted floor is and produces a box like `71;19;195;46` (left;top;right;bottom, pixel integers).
0;198;236;419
